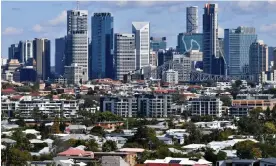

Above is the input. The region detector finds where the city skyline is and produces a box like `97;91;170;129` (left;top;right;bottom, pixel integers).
2;1;276;66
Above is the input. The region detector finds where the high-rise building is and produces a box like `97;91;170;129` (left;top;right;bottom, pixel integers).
177;33;203;54
55;36;67;76
8;41;33;64
114;33;136;80
249;40;268;82
203;3;225;75
274;48;276;70
8;44;20;61
269;46;276;65
224;27;257;76
157;49;174;66
33;38;51;81
66;10;88;84
91;13;114;79
150;37;167;51
149;50;157;66
132;22;150;69
88;40;92;79
21;40;33;63
186;6;198;33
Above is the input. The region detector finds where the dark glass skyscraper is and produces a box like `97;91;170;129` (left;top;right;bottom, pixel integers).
55;36;67;76
203;3;224;75
91;13;114;79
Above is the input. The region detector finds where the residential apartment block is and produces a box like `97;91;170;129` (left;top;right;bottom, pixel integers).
188;96;223;117
100;94;174;118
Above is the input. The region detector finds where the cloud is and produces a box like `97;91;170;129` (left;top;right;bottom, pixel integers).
32;24;43;32
229;1;276;14
2;27;23;35
260;23;276;33
48;10;66;26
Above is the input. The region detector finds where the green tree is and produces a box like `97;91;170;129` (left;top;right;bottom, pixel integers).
102;140;117;152
129;126;161;149
11;129;31;151
235;80;243;88
264;122;276;134
51;118;61;134
219;95;232;107
7;148;32;166
234;140;262;159
90;126;105;137
184;122;203;144
26;133;37;140
86;139;99;152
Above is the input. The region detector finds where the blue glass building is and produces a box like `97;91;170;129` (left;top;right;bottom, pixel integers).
91;13;114;79
177;33;203;54
224;26;257;76
150;37;167;51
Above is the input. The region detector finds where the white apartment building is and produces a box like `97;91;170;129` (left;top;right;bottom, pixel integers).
188;96;223;117
2;97;79;118
162;69;178;84
132;22;150;69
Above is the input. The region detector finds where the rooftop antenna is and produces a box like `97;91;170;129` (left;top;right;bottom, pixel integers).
77;0;79;10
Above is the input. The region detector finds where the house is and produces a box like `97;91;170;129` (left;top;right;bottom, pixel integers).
94;152;137;166
260;158;276;166
101;156;130;166
57;147;94;158
182;144;206;152
66;125;87;134
157;136;173;145
95;121;124;130
144;157;212;166
217;159;258;166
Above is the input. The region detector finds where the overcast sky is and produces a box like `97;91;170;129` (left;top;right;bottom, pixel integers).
2;1;276;66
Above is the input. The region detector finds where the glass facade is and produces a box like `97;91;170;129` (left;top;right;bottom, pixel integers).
150;37;167;51
91;13;114;79
177;33;203;54
224;26;257;76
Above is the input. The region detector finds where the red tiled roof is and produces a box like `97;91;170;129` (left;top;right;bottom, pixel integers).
58;148;94;157
1;88;16;94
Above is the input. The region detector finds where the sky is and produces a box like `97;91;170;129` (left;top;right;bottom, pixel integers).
1;1;276;66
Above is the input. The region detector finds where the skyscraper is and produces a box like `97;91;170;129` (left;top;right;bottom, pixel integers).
186;6;198;33
33;38;51;81
249;40;268;82
91;13;114;79
132;22;150;69
268;46;276;65
65;10;88;84
203;3;224;75
224;27;257;76
22;40;33;63
274;48;276;70
55;36;67;76
114;33;136;80
177;33;203;54
8;44;20;61
150;37;167;51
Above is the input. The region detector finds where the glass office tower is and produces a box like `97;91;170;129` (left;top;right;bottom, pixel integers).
91;13;114;79
224;26;257;76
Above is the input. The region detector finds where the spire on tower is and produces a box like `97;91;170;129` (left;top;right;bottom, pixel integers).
77;0;79;10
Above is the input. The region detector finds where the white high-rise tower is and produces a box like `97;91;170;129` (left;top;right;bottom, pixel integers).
65;10;88;84
132;22;150;69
